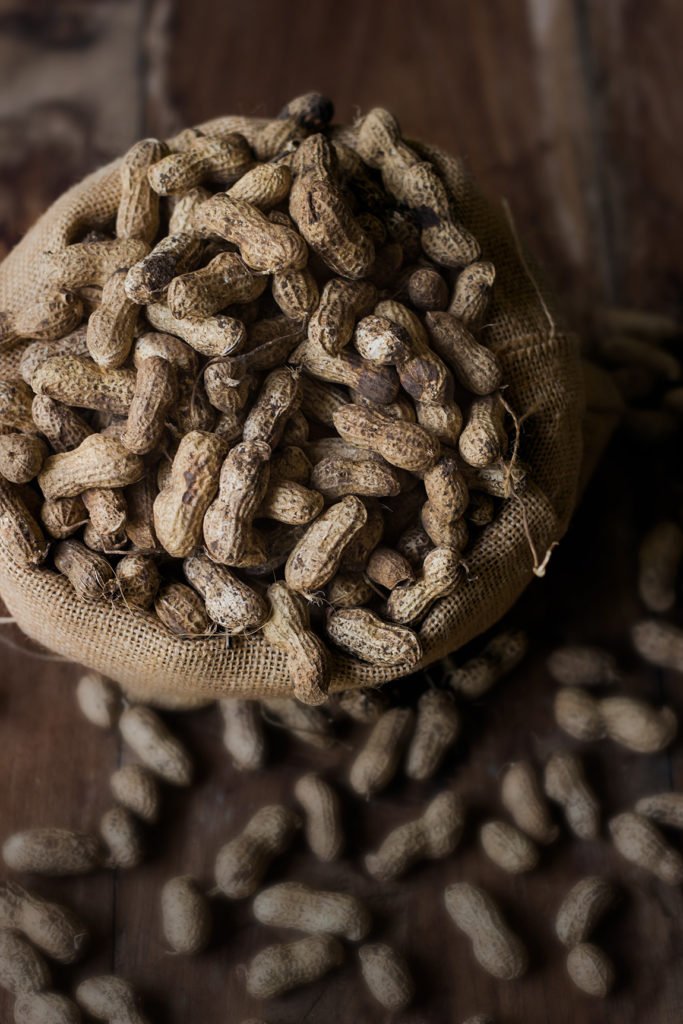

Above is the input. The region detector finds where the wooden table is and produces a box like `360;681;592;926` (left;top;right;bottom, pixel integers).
1;3;682;1022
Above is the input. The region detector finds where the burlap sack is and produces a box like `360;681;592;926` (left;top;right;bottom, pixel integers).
0;116;586;703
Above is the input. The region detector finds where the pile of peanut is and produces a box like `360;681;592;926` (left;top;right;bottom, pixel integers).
0;92;517;702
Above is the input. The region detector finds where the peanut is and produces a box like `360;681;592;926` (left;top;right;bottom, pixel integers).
407;267;449;311
148;133;253;194
310;456;400;499
75;672;121;729
253;881;369;941
459;395;507;467
203;440;270;566
547;645;620;687
467;490;495;526
405;689;460;780
227;162;292;209
0;479;47;565
294;773;343;862
146;302;246;358
554;688;677;752
327;608;422;668
0;291;82;346
385;546;461;624
258;480;323;525
154;581;213;637
632;618;683;671
86;269;139;369
566;943;614;998
260;581;330;704
0;434;46;484
444;883;527;980
366;546;413;590
43;239;148;289
31;357;136;416
14;992;81;1024
449;261;496;326
638;521;683;612
117;137;167;242
99;807;144;870
245;934;343;999
374;298;450;404
544;753;600;840
30;394;91;453
365;790;464;880
308;278;377;355
82;486;127;538
300;376;349;426
115;553;160;609
3;829;103;876
555;877;617;947
278;91;334;130
609;811;683;884
635;792;683;829
124;233;202;303
118;706;193;786
501;761;559;845
260;698;333;749
194;194;308;273
243;367;302;447
110;764;160;824
184;552;267;634
153;430;226;557
161;876;211;955
396;525;433;568
271;266;320;325
353;314;411;365
75;975;150;1024
219;700;266;772
292;335;399;405
285;495;367;593
121;356;176;455
0;882;88;964
327;570;375;608
358;943;414;1011
214;805;300;899
124;474;159;551
39;434;142;501
480;820;539;874
0;928;50;995
446;629;528;698
53;539;116;602
333;403;440;473
167;251;267;319
426;311;502;394
349;707;414;797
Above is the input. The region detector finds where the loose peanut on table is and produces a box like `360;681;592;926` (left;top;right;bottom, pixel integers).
214;805;300;899
253;882;370;941
0;882;88;964
444;882;528;980
365;791;464;880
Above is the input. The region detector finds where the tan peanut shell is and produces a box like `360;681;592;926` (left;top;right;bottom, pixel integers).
366;547;413;590
53;540;116;602
353;314;411;365
99;806;144;870
76;672;120;729
254;882;369;941
327;571;374;608
638;521;683;612
358;943;414;1011
365;790;464;880
121;356;176;455
227;162;292;209
124;233;202;303
115;553;160;609
32;356;136;416
459;395;507;468
308;277;377;355
0;928;51;995
341;499;385;573
161;876;211;955
1;290;83;346
214;805;300;899
553;687;606;741
405;689;460;780
386;546;461;624
632;618;683;671
292;335;399;405
426;311;502;394
219;700;266;771
444;882;527;980
43;238;148;289
566;943;614;998
333;403;439;473
501;761;559;845
261;581;330;704
407;267;449;311
310;456;400;499
0;433;46;484
194;194;308;273
75;975;150;1024
203;440;270;566
349;707;414;797
31;393;91;452
167;251;267;319
110;764;160;824
148;133;253;194
480;820;539;874
609;811;683;884
87;269;139;369
118;706;193;786
555;877;617;947
272;264;320;322
245;933;343;999
449;260;496;326
117;137;167;242
327;608;422;668
38;434;143;500
285;495;367;593
0;479;47;566
547;645;620;687
0;882;88;964
146;302;246;358
243;367;302;447
14;991;81;1024
544;753;600;840
3;829;103;876
294;773;343;861
153;430;226;557
635;792;683;829
258;481;322;525
184;553;267;634
155;581;213;637
0;379;35;433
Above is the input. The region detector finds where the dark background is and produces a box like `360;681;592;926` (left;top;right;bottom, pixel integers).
1;2;683;1022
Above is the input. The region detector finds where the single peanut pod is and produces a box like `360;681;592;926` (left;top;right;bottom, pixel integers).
1;290;83;345
148;133;253;194
279;91;333;129
243;367;302;447
167;251;267;319
0;479;48;566
0;434;46;484
310;456;401;499
99;806;144;870
501;761;559;845
544;753;600;840
358;943;414;1011
87;269;139;369
31;393;91;455
155;581;213;637
366;546;413;590
260;698;333;749
203;364;250;415
253;882;369;941
555;877;617;947
110;764;160;824
124;233;203;303
40;496;86;539
270;445;312;486
459;395;507;467
449;261;496;326
300;376;349;427
76;672;120;729
0;928;50;995
349;707;415;797
365;791;464;880
115;553;160;610
43;238;148;289
3;830;103;876
635;792;683;829
566;943;614;998
336;687;388;723
547;645;620;687
420;502;468;551
219;700;266;771
385;546;461;624
292;336;399;405
638;521;683;613
444;882;527;980
426;312;502;394
227;162;292;209
553;688;605;741
194;194;308;273
632;619;683;671
327;571;375;608
39;435;143;500
424;455;469;521
480;820;539;874
285;495;367;593
75;975;149;1024
0;883;88;965
203;440;270;566
161;876;211;955
333;404;440;473
405;689;460;780
609;811;683;884
121;356;177;455
153;430;226;558
245;934;343;999
214;805;300;899
81;487;127;538
14;991;81;1024
117;137;166;242
294;774;343;862
308;277;377;355
32;357;136;416
250;117;307;161
353;315;411;365
146;302;246;358
272;265;320;322
258;480;323;526
184;553;267;635
407;267;449;311
53;540;116;601
374;298;450;404
261;581;330;704
118;705;193;786
327;608;422;668
446;629;528;698
600;695;677;753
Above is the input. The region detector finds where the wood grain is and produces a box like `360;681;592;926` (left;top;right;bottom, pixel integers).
1;1;682;1021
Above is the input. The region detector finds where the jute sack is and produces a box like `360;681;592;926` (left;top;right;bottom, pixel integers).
0;114;586;703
